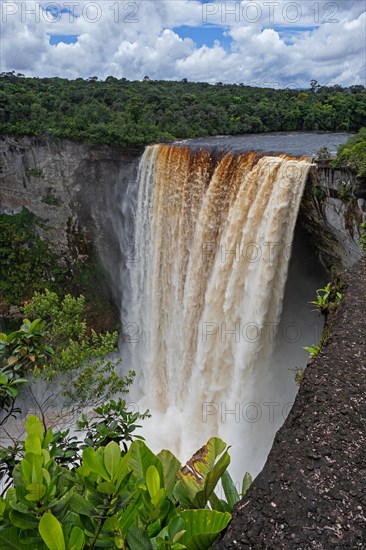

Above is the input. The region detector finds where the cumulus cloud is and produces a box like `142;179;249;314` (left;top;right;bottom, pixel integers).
0;0;365;86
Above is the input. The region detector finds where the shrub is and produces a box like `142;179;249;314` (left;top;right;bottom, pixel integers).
0;415;252;549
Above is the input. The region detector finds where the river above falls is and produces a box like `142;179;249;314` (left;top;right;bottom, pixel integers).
175;131;352;156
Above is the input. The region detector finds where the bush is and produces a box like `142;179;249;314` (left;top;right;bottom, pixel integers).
333;128;366;178
0;415;252;549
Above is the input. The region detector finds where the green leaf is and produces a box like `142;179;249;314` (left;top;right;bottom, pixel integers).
97;481;116;495
82;447;109;480
9;509;38;529
0;374;8;384
174;437;230;509
179;510;231;550
168;516;185;540
0;526;22;549
68;526;85;550
241;472;252;497
50;488;75;515
126;525;153;550
69;493;95;516
25;416;44;440
25;483;46;501
146;465;160;499
25;434;42;455
157;449;181;495
151;488;166;508
221;470;240;509
21;457;32;484
128;441;163;481
39;512;66;550
104;441;121;480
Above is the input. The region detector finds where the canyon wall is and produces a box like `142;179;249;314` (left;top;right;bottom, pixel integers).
1;135;365;275
299;162;365;271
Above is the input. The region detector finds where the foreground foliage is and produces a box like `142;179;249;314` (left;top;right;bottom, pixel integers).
0;416;251;549
1;75;365;147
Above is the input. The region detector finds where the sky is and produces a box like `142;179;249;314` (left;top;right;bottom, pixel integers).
0;0;365;87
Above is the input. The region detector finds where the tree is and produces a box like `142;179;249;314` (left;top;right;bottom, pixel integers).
0;290;133;439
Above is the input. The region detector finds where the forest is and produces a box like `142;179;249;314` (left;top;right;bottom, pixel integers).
1;74;366;147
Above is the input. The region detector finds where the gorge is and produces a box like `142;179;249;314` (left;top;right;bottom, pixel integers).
1;132;365;546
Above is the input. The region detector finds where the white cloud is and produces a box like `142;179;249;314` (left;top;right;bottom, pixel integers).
0;0;365;87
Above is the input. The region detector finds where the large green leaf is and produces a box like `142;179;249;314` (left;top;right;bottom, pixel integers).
174;438;230;508
9;510;38;529
126;525;153;550
146;465;160;499
82;447;109;480
157;449;181;496
221;470;240;509
25;416;44;440
69;493;95;516
128;441;163;480
25;434;42;455
104;441;121;480
68;526;85;550
179;509;231;550
39;513;65;550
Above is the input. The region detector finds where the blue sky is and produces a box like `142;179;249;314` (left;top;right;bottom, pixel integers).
1;1;365;86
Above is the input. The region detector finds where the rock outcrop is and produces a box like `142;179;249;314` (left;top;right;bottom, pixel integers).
0;134;140;260
299;162;365;271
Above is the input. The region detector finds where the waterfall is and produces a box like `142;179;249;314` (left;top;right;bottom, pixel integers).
123;144;313;479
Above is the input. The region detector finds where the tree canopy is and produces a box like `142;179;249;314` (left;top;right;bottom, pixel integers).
1;75;365;147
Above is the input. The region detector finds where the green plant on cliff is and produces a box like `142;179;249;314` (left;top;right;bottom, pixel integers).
311;184;327;202
303;279;344;365
332;127;366;178
359;222;366;251
0;415;249;549
25;168;43;178
337;181;353;202
316;146;331;160
0;209;66;305
308;282;343;315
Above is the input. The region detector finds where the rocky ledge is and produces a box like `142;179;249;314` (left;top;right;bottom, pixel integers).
215;255;366;549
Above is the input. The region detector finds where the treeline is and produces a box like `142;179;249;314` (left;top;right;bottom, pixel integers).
1;74;366;147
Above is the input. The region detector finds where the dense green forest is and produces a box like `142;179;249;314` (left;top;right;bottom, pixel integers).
1;74;366;147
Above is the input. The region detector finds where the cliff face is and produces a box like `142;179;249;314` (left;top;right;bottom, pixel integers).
1;135;364;277
299;162;366;271
0;135;141;328
0;134;140;260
